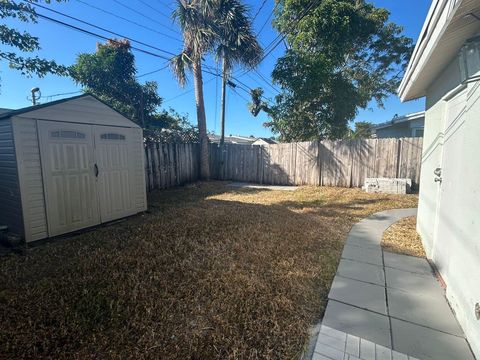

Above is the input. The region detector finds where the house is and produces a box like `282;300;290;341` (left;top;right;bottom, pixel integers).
398;0;480;357
251;137;277;145
0;94;147;243
208;134;277;145
208;134;255;145
372;111;425;138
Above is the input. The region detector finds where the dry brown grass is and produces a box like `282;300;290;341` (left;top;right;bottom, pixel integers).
0;182;417;359
381;216;425;258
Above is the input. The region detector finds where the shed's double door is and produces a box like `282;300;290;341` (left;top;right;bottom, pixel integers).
38;121;139;236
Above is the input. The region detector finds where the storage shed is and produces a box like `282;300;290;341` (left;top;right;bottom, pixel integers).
0;94;147;242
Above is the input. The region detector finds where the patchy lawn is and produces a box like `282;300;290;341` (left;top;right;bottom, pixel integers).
0;182;417;359
381;216;425;258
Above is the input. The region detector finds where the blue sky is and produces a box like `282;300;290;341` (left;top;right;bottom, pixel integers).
0;0;431;137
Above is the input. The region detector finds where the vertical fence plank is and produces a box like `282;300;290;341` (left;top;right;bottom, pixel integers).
147;143;155;191
350;139;377;188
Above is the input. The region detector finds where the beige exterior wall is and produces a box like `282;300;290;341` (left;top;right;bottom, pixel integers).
419;54;480;357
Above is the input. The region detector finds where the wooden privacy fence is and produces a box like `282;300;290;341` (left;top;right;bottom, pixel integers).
144;142;199;191
208;138;423;188
144;138;423;191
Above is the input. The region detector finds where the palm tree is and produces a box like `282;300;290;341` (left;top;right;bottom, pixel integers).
171;0;216;179
214;0;263;144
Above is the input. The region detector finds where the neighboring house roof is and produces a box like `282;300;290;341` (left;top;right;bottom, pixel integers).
0;93;139;128
253;137;277;145
373;111;425;130
208;134;276;145
0;108;13;116
399;0;480;101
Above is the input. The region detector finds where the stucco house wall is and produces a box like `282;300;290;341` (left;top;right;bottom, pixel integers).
417;48;480;358
398;0;480;356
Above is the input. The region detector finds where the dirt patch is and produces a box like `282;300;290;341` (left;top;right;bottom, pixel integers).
382;216;426;258
0;181;417;359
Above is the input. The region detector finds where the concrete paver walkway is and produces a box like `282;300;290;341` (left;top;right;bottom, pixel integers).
312;208;475;360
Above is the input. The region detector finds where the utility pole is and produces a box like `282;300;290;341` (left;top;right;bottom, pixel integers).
140;92;145;128
30;87;41;105
220;56;227;145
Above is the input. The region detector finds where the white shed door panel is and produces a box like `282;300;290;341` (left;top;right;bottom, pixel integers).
94;126;136;222
38;121;100;236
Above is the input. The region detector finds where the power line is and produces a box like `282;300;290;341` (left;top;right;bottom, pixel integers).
256;2;279;38
163;76;216;103
230;86;250;103
261;0;322;62
27;1;177;56
32;9;274;107
237;0;322;80
113;0;179;35
154;0;174;12
75;0;181;42
252;0;268;22
135;0;171;21
30;9;269;102
137;63;170;78
42;90;83;101
253;69;280;94
35;12;172;61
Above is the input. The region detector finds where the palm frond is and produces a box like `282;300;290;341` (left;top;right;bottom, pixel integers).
212;0;264;72
170;52;192;87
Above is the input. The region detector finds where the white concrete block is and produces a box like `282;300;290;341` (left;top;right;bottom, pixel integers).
364;178;412;194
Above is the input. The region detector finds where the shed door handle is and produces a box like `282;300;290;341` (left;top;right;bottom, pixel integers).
94;163;99;177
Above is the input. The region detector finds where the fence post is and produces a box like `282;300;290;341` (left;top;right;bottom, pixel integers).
396;138;402;178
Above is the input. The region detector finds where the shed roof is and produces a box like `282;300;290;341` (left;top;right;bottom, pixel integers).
0;93;140;128
398;0;480;101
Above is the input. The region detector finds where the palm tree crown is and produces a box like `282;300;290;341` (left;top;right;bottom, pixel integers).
213;0;263;144
171;0;263;175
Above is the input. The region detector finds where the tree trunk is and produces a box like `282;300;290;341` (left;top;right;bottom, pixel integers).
220;57;227;145
193;60;210;180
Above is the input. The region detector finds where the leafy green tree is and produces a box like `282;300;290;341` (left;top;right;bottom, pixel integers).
0;1;68;80
257;0;413;142
146;108;199;143
70;39;162;125
213;0;262;144
348;121;374;139
71;39;197;141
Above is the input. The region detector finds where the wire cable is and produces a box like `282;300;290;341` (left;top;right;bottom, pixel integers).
113;0;179;35
137;63;170;78
252;0;268;22
253;69;280;94
27;1;178;55
163;76;216;103
35;12;172;61
75;0;181;42
135;0;172;21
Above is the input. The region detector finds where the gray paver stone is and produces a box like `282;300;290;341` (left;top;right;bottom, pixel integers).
329;276;387;315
